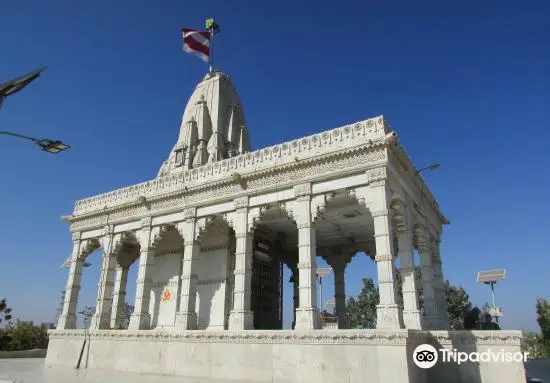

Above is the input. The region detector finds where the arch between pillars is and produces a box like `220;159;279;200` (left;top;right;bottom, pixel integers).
232;202;296;330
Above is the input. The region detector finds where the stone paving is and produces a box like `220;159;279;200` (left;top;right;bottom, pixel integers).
0;359;256;383
0;358;548;382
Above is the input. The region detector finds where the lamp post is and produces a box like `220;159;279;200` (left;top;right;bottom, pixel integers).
1;131;70;153
0;67;47;110
415;163;441;210
1;67;70;153
416;163;440;174
316;267;332;315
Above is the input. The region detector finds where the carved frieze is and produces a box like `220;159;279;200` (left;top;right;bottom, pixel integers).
47;328;523;347
69;147;388;233
366;167;387;185
72;117;388;216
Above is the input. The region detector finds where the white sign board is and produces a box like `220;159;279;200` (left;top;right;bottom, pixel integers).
489;307;503;317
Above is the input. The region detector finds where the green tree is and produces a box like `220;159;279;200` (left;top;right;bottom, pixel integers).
346;274;477;329
78;306;95;328
0;321;52;351
523;330;547;359
445;282;474;329
0;298;13;324
346;278;379;329
531;298;550;357
536;298;550;340
79;303;134;329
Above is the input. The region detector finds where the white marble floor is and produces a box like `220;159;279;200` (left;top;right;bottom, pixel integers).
0;359;257;383
1;358;548;383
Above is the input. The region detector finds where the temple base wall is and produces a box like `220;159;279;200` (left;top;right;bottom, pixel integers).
45;330;525;383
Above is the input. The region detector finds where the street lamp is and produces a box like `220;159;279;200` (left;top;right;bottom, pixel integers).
416;163;440;175
476;269;506;324
325;299;336;314
316;267;332;313
0;131;70;154
415;163;441;210
0;67;47;110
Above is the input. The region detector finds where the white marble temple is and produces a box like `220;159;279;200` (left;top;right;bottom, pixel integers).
49;70;526;382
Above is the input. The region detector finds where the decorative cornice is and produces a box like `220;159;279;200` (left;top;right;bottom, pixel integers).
47;329;413;345
69;146;387;232
155;247;184;257
201;244;230;253
46;329;523;346
71;117;388;215
427;330;523;346
197;278;226;286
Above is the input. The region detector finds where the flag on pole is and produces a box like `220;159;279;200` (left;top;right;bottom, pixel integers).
182;28;210;63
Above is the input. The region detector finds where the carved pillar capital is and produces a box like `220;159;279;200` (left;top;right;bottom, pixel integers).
140;216;152;228
233;196;249;210
366;166;387;187
293;183;311;198
183;207;197;221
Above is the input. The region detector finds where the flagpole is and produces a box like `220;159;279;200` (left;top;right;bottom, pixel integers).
206;18;218;73
209;27;214;73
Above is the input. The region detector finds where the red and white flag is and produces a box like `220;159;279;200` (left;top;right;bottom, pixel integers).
182;28;210;63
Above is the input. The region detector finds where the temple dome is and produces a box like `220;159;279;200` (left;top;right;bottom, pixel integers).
158;70;251;176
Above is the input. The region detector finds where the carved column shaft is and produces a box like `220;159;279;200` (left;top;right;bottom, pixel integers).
176;215;200;330
292;271;299;329
110;265;129;328
90;234;117;330
432;242;449;329
228;206;254;330
418;231;438;330
57;239;83;330
333;262;347;329
294;193;320;330
397;230;422;329
129;224;157;330
368;183;403;329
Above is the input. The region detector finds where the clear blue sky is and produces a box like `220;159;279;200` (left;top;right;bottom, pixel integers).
1;1;548;331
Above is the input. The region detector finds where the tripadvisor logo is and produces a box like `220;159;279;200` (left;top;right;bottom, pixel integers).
413;344;438;369
413;344;529;369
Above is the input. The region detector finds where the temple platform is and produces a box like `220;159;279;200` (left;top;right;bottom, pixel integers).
46;329;526;383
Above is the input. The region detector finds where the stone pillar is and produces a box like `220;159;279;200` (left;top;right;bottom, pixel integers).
110;265;129;329
228;198;254;330
397;227;422;329
90;230;118;330
129;219;158;330
57;233;83;329
293;277;299;329
324;248;352;329
360;172;403;329
334;264;347;329
293;184;320;330
432;238;450;329
175;209;201;329
416;228;439;330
